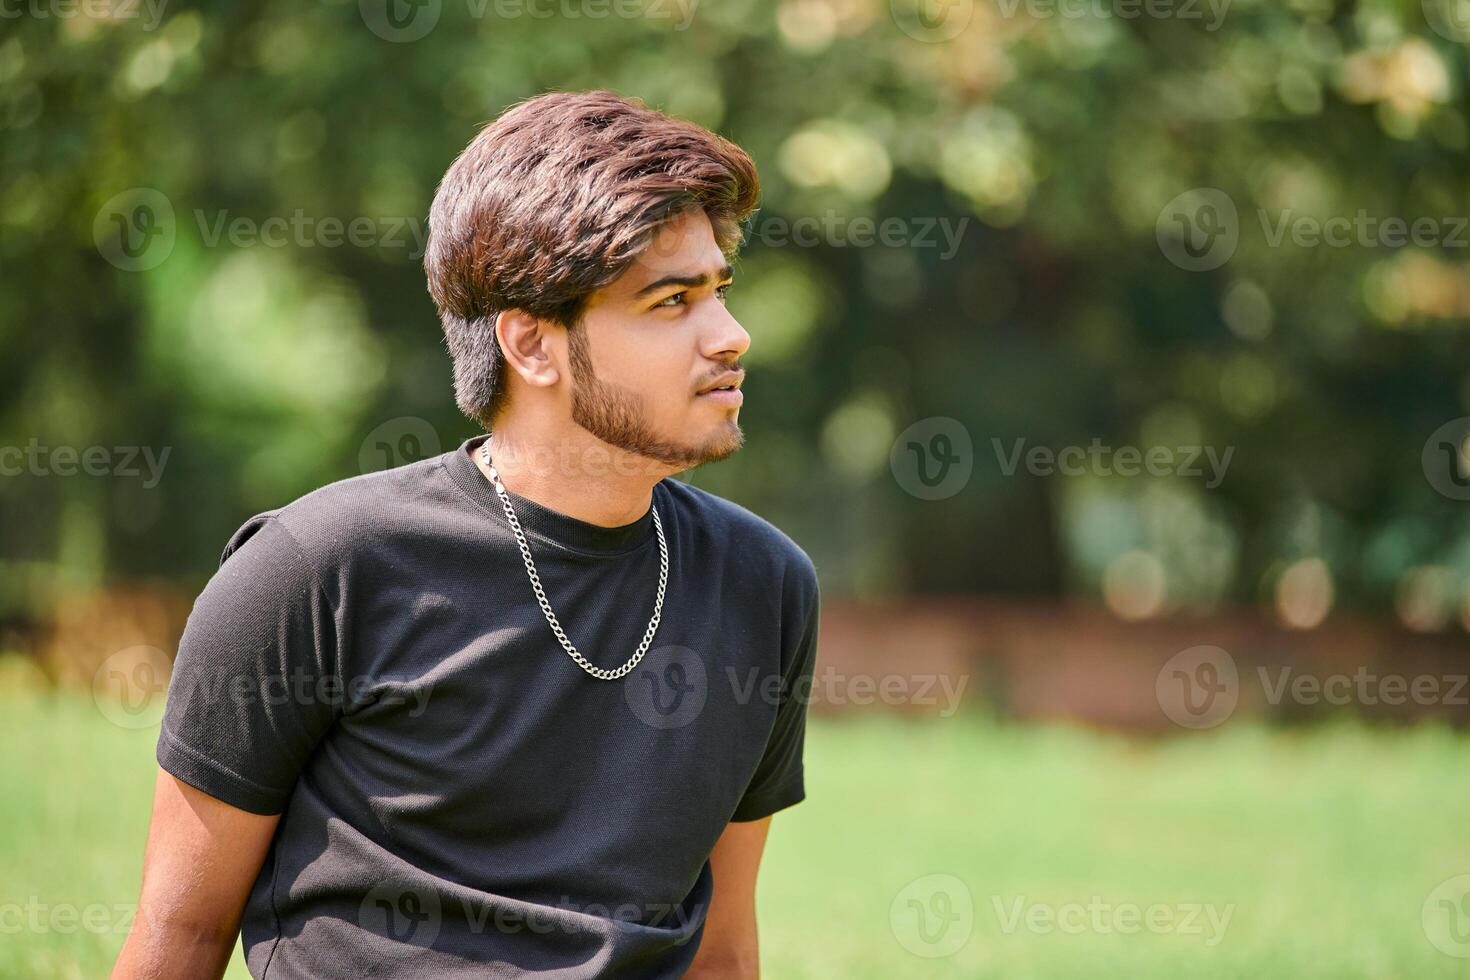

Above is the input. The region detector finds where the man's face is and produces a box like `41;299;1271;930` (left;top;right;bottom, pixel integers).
566;208;752;470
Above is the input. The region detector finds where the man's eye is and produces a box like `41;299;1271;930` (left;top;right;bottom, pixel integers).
654;284;732;309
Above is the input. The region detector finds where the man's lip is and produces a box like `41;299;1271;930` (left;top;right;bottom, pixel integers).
696;372;744;395
696;388;744;405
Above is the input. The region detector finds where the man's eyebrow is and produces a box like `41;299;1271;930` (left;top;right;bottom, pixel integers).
632;263;735;299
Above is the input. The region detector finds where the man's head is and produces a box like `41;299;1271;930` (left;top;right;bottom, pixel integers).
424;90;760;470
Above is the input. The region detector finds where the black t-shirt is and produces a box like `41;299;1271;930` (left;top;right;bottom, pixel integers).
157;433;820;978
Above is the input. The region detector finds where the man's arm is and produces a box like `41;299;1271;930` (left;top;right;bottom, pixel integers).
112;769;280;980
686;815;772;979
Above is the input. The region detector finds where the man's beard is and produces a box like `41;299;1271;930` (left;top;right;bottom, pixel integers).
567;325;743;469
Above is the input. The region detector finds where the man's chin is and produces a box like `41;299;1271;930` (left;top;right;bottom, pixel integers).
691;421;745;466
652;424;740;473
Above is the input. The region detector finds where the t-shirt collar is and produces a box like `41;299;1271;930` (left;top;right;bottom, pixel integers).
446;434;658;557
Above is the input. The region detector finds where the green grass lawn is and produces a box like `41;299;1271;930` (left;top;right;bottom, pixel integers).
5;677;1470;978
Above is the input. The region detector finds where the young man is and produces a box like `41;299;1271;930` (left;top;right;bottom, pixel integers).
113;90;820;979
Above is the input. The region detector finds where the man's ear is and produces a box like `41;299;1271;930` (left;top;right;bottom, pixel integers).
495;309;562;390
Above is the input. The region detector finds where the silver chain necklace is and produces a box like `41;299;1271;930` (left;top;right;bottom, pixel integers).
480;439;668;680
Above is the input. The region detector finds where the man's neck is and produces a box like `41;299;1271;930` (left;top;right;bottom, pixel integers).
470;422;670;528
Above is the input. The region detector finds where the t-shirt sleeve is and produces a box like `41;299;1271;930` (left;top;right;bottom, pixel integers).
156;512;342;815
730;562;820;822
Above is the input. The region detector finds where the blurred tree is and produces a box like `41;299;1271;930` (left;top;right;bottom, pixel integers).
2;0;1469;627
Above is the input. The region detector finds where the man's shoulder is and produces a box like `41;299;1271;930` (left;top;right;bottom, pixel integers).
218;454;453;569
658;478;818;592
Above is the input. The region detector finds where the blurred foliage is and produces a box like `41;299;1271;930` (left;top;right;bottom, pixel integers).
3;0;1470;627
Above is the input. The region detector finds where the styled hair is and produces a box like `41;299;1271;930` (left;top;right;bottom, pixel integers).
423;89;761;429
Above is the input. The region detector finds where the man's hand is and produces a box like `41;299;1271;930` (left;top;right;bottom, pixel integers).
686;815;772;979
112;768;280;980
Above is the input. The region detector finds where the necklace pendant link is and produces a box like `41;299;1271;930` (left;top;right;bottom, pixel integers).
480;440;668;681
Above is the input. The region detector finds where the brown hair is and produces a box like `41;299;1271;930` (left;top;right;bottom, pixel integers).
423;89;760;429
